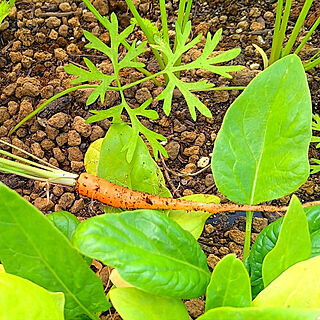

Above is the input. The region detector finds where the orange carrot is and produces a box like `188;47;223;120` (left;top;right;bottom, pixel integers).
76;173;320;214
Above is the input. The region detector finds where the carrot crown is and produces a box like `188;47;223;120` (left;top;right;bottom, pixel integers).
0;140;78;186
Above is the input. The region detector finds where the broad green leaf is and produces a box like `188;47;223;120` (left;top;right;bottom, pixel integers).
154;24;242;120
0;272;65;320
47;211;92;265
246;204;320;298
97;123;171;197
72;210;210;298
0;183;109;319
262;196;311;287
110;287;189;320
169;194;220;239
197;307;320;320
212;55;312;205
253;256;320;308
206;254;251;311
47;211;80;240
84;138;104;175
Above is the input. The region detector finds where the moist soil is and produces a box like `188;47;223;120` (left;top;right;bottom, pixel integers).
0;0;320;318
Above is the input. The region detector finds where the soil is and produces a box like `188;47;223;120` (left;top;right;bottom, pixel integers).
0;0;319;319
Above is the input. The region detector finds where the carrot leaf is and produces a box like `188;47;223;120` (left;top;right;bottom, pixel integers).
154;24;243;120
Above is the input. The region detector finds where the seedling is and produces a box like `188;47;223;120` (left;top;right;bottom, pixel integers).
254;0;320;70
11;0;244;162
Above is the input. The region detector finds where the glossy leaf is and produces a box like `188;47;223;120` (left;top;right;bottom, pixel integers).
0;183;109;320
206;254;251;311
253;256;320;308
212;55;312;205
262;196;311;287
0;272;65;320
246;204;320;298
72;210;210;298
84;138;103;175
110;287;189;320
197;307;320;320
97;123;171;197
168;194;220;239
47;211;80;240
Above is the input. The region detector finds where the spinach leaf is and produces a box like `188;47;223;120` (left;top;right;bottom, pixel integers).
205;254;251;311
72;210;210;298
0;183;109;320
97;123;171;197
262;196;311;287
0;272;64;320
110;287;189;320
253;256;320;308
197;307;320;320
246;204;320;297
212;55;311;205
168;194;220;239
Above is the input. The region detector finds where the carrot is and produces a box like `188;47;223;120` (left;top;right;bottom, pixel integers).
76;173;320;214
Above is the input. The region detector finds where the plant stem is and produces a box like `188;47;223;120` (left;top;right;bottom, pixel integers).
124;0;165;71
295;16;320;55
282;0;314;56
243;211;253;261
10;84;98;136
159;0;169;45
269;0;284;64
182;0;193;30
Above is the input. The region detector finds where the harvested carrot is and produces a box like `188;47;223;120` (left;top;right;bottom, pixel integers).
1;140;319;214
76;173;320;214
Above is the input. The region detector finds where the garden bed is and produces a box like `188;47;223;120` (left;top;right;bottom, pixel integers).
0;0;320;319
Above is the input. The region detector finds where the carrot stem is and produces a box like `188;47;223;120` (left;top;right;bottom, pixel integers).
76;173;320;214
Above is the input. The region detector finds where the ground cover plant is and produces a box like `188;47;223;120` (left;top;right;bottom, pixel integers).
1;0;320;318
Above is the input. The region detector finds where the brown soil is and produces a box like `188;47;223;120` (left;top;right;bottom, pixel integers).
0;0;319;319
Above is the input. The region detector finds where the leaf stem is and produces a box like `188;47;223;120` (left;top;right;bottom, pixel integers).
124;0;165;71
282;0;314;57
243;211;253;261
10;84;98;135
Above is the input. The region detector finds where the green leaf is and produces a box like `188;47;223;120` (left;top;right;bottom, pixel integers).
206;254;251;311
0;272;65;320
246;204;320;298
84;138;104;175
64;57;116;105
197;307;320;320
168;194;220;239
47;211;80;240
109;287;189;320
211;55;312;205
72;210;210;299
0;183;109;320
0;0;10;25
97;123;171;197
253;256;320;308
262;196;311;287
47;211;92;266
154;24;242;120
